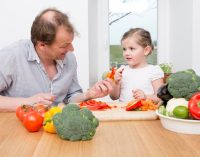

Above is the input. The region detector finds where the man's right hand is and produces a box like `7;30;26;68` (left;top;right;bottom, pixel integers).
27;93;55;105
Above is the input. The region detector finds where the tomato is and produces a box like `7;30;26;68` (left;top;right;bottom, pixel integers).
16;105;34;121
23;111;43;132
34;103;49;119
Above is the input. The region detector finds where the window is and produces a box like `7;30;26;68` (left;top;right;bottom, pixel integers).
109;0;157;68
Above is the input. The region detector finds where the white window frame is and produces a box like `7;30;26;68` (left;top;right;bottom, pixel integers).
88;0;109;86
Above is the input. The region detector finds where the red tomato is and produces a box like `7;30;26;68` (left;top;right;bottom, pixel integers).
34;103;49;119
16;105;34;121
23;111;43;132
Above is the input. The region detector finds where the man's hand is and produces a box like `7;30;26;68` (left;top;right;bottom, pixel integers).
132;89;146;100
85;79;114;100
27;93;55;105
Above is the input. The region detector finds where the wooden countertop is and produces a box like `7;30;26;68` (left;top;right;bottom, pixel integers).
1;113;200;157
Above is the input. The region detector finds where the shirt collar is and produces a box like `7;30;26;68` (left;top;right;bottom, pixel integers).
27;40;40;63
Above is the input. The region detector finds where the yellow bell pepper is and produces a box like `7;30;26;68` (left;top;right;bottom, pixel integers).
43;106;62;134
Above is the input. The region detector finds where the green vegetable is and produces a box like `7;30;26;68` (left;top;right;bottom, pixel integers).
167;69;200;100
173;106;189;119
53;104;99;141
159;63;172;74
158;105;167;115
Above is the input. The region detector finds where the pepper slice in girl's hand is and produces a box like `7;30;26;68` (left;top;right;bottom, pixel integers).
106;67;116;80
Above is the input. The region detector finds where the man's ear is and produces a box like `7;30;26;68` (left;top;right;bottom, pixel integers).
144;46;152;56
36;41;46;50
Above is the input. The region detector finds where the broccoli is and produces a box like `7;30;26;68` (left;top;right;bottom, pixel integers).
167;69;200;100
52;104;99;141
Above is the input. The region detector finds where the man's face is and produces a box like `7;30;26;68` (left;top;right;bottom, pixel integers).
45;26;74;60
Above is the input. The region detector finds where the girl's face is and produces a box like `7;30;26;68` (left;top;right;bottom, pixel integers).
121;36;150;68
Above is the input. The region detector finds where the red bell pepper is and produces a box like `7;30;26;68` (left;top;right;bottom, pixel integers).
126;100;142;111
188;92;200;120
109;67;115;79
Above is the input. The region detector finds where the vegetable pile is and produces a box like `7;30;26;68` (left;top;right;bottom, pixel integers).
16;103;100;141
53;104;99;141
16;104;49;132
157;69;200;105
157;69;200;120
158;93;200;120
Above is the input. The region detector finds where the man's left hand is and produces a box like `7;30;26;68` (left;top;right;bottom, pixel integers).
85;79;113;100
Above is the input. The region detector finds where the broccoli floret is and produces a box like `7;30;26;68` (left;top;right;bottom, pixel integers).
52;104;99;141
167;69;200;100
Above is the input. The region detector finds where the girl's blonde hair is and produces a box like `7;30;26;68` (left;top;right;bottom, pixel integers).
121;28;154;55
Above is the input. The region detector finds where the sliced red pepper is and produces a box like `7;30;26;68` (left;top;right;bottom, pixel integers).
126;100;142;111
188;92;200;120
79;100;111;111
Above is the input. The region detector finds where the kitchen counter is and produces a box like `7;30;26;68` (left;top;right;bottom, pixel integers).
1;113;200;157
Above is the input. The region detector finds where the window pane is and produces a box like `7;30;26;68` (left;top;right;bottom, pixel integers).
109;0;157;68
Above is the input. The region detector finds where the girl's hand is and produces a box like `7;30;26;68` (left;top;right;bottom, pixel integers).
114;66;124;84
132;89;146;100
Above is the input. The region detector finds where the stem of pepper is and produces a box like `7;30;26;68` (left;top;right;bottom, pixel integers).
198;101;200;108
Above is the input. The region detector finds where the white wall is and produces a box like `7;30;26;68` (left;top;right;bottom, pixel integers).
0;0;89;91
192;0;200;75
169;0;193;71
158;0;200;75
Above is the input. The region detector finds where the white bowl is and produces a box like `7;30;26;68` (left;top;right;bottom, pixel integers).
156;110;200;134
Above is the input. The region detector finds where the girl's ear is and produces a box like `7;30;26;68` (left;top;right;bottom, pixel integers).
144;46;152;56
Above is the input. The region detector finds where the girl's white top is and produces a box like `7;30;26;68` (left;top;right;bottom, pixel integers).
119;65;164;102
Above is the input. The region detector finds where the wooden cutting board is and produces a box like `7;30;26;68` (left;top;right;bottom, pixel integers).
58;102;158;121
92;102;158;121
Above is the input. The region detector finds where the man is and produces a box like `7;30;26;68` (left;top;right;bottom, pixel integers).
0;8;113;111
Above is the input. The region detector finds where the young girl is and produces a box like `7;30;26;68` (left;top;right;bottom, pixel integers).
110;28;164;103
